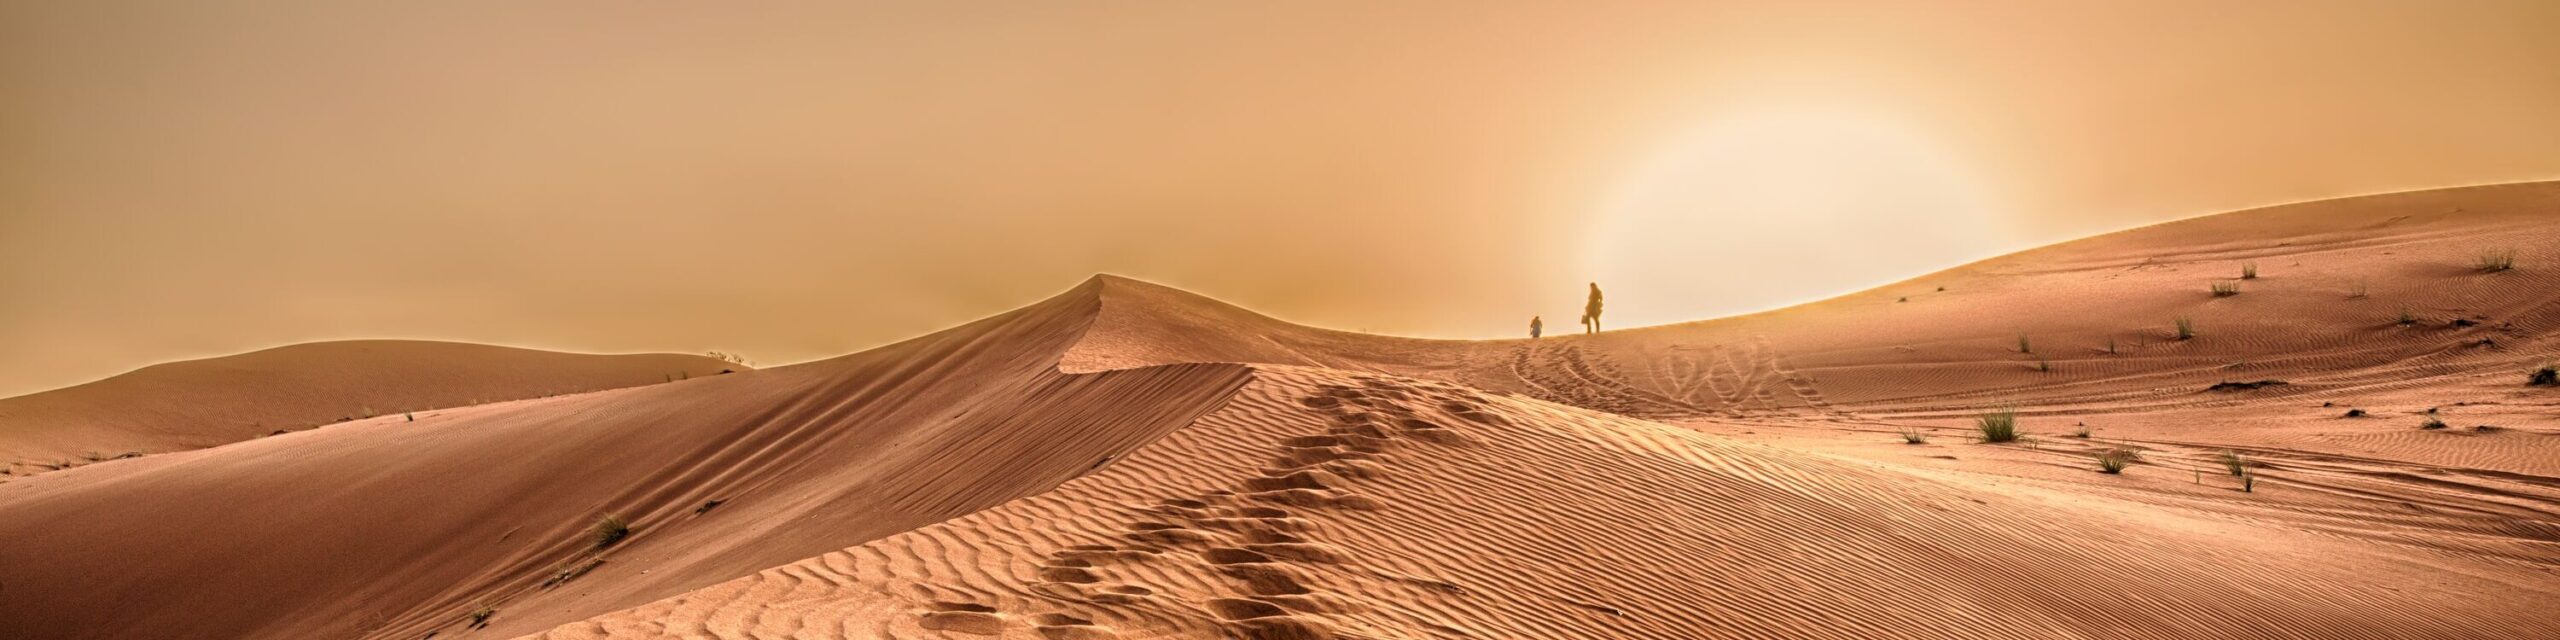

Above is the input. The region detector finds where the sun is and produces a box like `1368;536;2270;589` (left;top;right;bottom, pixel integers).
1584;107;2010;327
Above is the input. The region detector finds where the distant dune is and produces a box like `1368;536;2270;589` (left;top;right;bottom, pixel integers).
3;182;2556;639
0;341;740;471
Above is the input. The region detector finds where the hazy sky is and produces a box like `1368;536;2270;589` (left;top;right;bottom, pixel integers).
4;1;2557;396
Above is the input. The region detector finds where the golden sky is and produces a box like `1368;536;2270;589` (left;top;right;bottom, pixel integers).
4;1;2557;396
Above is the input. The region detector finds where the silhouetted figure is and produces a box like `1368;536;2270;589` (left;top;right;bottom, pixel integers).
1530;316;1543;339
1580;283;1605;334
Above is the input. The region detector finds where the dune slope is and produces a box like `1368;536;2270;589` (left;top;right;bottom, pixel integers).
532;365;2556;639
1077;181;2560;426
0;281;1247;640
0;340;738;470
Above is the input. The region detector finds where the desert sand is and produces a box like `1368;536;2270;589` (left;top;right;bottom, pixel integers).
3;182;2556;639
0;341;741;475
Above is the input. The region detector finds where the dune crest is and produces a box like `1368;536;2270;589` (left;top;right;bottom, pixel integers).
0;340;738;471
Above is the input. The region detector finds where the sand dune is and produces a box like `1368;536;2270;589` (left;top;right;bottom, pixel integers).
0;341;738;473
4;182;2557;639
533;365;2552;639
0;288;1246;640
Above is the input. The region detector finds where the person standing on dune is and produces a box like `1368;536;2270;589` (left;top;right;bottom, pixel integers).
1530;316;1543;339
1580;283;1604;334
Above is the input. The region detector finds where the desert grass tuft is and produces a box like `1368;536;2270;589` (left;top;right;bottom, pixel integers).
2240;262;2258;279
466;605;496;629
2016;334;2032;353
2348;278;2369;299
1975;408;2019;443
2036;358;2051;373
2210;280;2241;297
2174;316;2195;340
2219;450;2246;476
2396;308;2417;326
2529;363;2557;386
1899;428;1928;445
591;514;631;550
2474;248;2516;272
2241;472;2256;493
2419;416;2448;430
2071;423;2091;438
2097;448;2136;474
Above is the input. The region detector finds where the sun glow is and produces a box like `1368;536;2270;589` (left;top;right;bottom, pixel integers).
1585;107;2010;327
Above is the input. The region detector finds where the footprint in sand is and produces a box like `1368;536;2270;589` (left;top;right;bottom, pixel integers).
1242;542;1351;564
1224;613;1341;640
1206;597;1293;620
1200;546;1277;565
1245;488;1386;511
1243;469;1351;492
1037;558;1104;584
1282;435;1344;447
1087;583;1155;605
1275;445;1373;468
1121;521;1216;546
1031;612;1121;640
919;601;1005;635
1403;427;1476;446
1215;561;1315;596
1330;422;1391;440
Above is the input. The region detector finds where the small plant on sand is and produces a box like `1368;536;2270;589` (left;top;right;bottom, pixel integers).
466;605;496;629
2105;338;2118;355
2016;334;2032;353
2210;280;2241;297
2419;416;2448;430
2474;248;2516;272
2240;262;2258;279
2097;448;2136;474
2174;316;2195;340
1976;408;2020;443
2529;363;2557;387
2241;472;2257;493
2036;358;2051;373
2071;423;2091;438
2220;450;2247;476
1899;428;1928;445
591;514;631;550
2348;279;2369;299
2396;308;2417;326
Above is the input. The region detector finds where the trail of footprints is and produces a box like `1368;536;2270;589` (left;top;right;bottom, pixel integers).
917;375;1498;639
1505;340;1836;420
